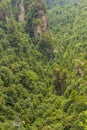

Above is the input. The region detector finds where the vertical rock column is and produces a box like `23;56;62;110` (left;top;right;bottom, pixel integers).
33;0;48;39
18;0;25;21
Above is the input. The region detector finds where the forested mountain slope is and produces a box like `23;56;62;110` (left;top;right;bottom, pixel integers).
45;0;81;9
0;0;87;130
47;1;87;129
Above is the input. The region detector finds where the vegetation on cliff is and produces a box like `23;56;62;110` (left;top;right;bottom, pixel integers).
0;0;87;130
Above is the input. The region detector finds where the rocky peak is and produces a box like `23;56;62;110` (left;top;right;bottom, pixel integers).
18;0;25;21
33;0;48;39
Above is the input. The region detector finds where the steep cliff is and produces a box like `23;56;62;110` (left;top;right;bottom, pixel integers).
0;0;87;129
0;1;11;22
26;0;49;39
0;0;49;39
18;0;25;21
33;0;48;38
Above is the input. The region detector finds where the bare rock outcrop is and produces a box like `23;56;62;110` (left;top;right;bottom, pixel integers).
18;0;25;21
33;0;48;39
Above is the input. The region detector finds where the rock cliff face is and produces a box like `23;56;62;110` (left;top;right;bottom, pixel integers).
0;8;10;22
33;0;48;39
0;8;5;21
0;0;25;22
34;24;42;38
0;0;48;39
18;0;25;21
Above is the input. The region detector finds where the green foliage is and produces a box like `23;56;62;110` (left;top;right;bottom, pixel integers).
32;18;42;26
38;33;54;59
46;0;81;9
0;0;87;129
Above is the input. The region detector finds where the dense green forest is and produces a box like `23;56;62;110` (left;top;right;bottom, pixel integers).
0;0;87;130
45;0;81;9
